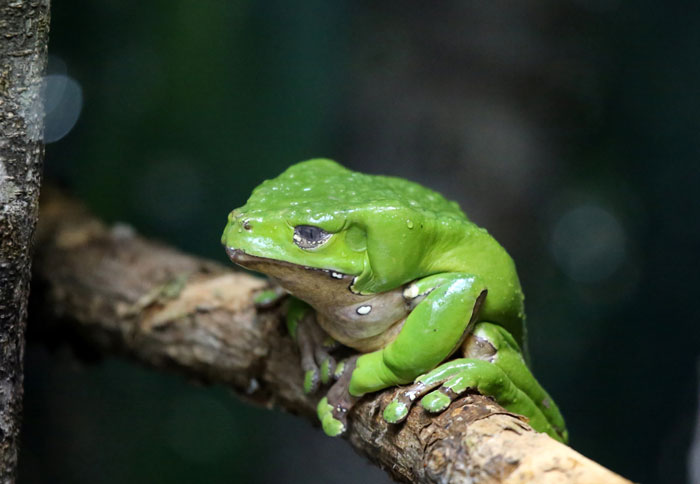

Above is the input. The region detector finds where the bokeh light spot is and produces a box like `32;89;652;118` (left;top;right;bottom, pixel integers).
550;203;626;283
42;73;83;143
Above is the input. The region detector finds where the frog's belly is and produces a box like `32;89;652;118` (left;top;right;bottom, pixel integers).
316;312;407;353
259;264;412;352
308;283;410;352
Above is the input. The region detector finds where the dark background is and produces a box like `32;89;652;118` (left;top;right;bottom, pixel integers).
20;1;700;483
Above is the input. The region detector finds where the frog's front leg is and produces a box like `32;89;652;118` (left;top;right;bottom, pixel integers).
318;273;487;436
386;322;569;443
286;297;340;394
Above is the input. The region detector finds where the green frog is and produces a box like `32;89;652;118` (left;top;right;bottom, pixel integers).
221;159;567;442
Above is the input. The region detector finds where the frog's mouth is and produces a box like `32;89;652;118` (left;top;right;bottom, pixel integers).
225;247;355;291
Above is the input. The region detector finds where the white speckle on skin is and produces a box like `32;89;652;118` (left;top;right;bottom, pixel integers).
356;305;372;315
403;284;420;299
331;272;343;279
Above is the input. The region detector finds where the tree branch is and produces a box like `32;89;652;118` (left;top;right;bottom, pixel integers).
0;1;50;481
31;188;632;484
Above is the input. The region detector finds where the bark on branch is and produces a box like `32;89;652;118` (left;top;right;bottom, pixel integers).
31;188;631;484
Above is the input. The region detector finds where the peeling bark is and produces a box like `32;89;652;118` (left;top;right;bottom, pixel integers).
0;1;50;481
31;189;632;484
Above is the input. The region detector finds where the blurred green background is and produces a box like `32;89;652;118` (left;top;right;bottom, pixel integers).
21;1;700;483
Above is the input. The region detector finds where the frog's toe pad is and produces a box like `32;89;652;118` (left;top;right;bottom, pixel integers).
322;415;345;436
383;400;409;424
382;379;447;425
421;390;453;413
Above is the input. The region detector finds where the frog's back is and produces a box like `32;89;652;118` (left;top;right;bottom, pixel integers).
273;159;469;222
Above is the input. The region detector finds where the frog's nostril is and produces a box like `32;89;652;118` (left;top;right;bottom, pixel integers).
242;220;252;230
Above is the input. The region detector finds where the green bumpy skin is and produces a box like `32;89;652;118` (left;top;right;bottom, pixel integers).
222;159;567;443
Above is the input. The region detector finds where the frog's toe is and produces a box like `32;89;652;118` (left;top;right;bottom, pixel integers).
383;380;445;424
298;334;337;392
317;396;331;419
383;400;409;424
317;389;353;437
311;335;340;385
317;397;346;436
333;359;346;380
304;369;320;394
322;413;345;437
319;355;337;385
419;361;499;413
317;356;359;436
421;388;454;413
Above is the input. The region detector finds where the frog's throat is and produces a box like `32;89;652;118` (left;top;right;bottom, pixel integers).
225;247;358;293
226;247;410;352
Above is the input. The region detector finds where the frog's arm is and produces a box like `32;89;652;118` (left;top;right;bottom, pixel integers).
286;297;340;393
318;273;486;435
285;296;308;340
255;290;340;390
349;273;487;395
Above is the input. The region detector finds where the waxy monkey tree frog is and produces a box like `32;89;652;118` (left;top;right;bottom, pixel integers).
222;159;567;442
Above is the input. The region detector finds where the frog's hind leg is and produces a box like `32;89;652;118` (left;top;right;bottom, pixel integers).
458;322;567;442
410;323;567;442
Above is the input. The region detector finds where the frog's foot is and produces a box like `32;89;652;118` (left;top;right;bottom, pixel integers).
298;323;338;394
384;358;519;425
417;359;509;414
317;356;359;436
384;357;567;442
383;359;475;423
385;323;568;443
298;326;337;394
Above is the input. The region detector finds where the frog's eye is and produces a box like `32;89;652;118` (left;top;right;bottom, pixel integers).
293;225;332;249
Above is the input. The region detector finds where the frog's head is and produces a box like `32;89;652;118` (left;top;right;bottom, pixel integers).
222;159;367;280
222;159;465;294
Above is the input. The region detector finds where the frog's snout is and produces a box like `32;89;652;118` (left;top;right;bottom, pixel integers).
225;246;243;262
225;247;260;265
225;247;270;271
